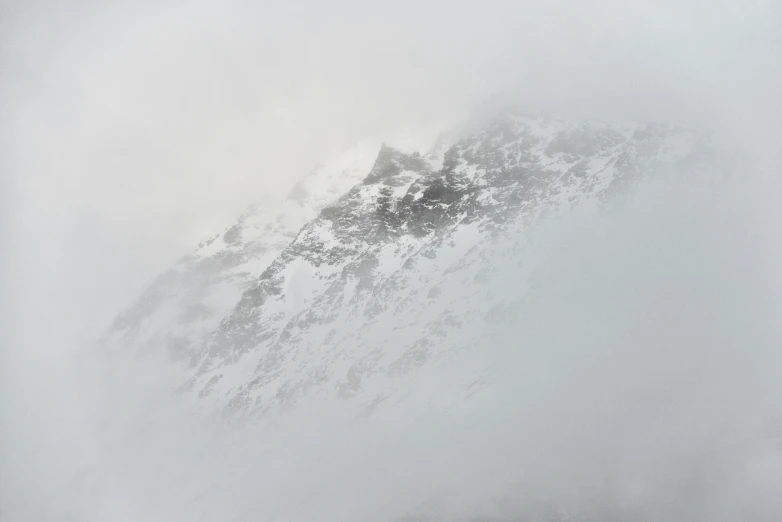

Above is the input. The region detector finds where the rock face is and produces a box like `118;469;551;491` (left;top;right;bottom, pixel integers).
146;109;713;417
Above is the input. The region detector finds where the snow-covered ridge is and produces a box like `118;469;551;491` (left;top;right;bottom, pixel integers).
178;110;714;416
99;140;381;362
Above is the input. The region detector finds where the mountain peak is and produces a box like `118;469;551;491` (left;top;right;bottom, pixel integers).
363;144;431;185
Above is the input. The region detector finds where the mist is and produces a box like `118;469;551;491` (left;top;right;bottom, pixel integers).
2;0;782;521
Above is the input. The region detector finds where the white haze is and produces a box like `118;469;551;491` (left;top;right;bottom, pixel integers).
1;0;782;520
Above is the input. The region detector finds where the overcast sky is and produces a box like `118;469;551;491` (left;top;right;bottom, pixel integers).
1;0;780;352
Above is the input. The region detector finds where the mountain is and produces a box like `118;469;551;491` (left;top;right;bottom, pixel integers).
88;108;747;521
158;109;715;417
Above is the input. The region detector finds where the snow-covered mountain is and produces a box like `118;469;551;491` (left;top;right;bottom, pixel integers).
100;109;714;418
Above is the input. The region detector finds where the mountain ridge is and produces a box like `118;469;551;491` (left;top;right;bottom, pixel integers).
161;109;715;417
99;140;383;363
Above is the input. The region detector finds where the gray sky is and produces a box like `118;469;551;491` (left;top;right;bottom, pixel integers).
1;0;780;349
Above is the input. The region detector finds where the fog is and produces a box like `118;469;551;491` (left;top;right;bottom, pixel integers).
2;0;781;520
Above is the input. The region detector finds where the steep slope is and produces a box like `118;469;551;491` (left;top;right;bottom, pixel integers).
99;141;381;363
187;110;715;416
